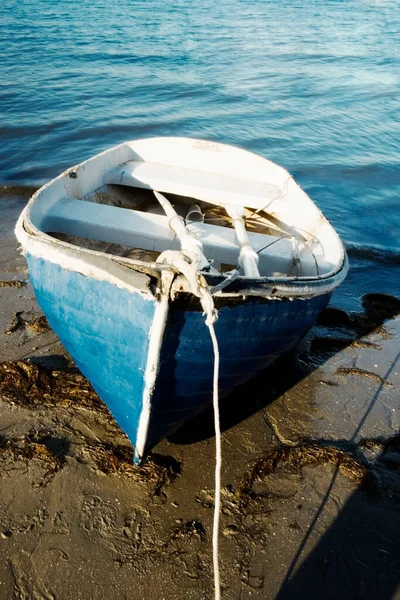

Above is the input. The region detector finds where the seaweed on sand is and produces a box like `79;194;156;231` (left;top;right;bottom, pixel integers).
85;440;181;498
335;366;395;387
238;442;368;507
311;336;380;354
0;431;65;485
165;520;207;546
4;313;50;335
0;360;181;496
161;520;209;586
0;280;25;288
0;360;106;412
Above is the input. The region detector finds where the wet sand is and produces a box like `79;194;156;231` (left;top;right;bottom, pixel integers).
1;194;399;599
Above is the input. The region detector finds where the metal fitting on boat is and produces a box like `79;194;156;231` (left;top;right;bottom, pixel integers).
186;204;204;223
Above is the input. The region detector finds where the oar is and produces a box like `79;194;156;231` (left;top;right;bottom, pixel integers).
225;204;260;278
153;191;210;271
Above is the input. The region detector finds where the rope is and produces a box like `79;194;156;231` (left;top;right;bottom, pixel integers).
157;249;222;600
199;287;221;600
209;268;240;295
207;318;221;600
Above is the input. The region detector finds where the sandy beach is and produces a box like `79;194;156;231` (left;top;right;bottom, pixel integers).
1;190;399;599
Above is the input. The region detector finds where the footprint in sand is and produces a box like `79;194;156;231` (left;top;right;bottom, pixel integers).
10;550;55;600
80;494;152;564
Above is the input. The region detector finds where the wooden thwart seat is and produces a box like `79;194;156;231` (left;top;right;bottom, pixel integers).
102;161;281;210
42;198;296;275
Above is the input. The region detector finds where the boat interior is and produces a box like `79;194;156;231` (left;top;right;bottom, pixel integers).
28;153;344;281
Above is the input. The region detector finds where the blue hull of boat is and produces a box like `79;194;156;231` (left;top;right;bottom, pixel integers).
27;254;330;459
27;255;157;448
146;294;329;449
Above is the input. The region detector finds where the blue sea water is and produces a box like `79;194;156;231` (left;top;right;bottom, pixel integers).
1;0;399;309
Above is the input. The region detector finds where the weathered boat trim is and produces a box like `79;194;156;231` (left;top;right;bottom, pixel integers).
135;271;174;462
16;214;348;302
15;217;154;298
172;255;349;299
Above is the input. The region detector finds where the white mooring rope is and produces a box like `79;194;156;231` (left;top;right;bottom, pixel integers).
207;318;221;600
199;287;221;600
157;249;223;600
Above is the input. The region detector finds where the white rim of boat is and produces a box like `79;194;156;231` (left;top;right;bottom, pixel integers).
15;213;348;300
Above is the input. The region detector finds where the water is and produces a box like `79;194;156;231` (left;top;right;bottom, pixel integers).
1;0;399;309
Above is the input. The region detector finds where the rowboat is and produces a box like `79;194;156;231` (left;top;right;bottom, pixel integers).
15;137;348;462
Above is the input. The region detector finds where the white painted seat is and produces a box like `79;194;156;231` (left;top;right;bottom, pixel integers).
102;161;281;210
42;198;303;275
